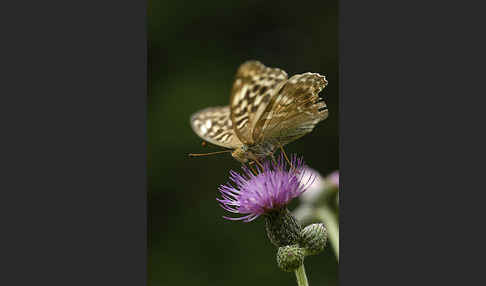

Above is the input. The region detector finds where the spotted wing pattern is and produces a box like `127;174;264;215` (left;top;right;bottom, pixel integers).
229;61;288;145
190;106;243;149
253;72;329;146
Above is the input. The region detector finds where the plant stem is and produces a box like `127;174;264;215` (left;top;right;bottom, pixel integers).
294;263;309;286
315;206;339;261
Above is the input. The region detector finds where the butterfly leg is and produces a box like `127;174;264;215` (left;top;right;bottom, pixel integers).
253;159;265;172
268;153;282;171
278;142;293;169
247;161;259;175
270;152;277;163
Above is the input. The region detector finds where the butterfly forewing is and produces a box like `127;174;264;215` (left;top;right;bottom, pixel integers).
229;61;288;145
190;106;243;149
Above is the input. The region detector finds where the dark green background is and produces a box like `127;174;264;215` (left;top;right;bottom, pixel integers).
148;1;338;285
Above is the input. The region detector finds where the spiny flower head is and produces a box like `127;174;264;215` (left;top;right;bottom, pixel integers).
217;154;314;222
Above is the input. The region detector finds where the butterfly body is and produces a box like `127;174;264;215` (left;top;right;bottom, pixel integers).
191;61;329;163
231;140;278;163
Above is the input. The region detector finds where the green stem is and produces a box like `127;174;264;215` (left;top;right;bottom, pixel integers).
294;263;309;286
315;206;339;261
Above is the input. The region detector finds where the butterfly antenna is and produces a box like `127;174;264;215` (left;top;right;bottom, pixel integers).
188;150;232;157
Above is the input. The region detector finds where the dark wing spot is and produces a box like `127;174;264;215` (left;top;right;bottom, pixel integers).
252;85;260;92
236;118;247;127
247;95;255;105
212;128;224;136
259;86;268;95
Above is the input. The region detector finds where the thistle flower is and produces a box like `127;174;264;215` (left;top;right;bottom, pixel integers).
327;170;339;188
217;154;314;223
299;167;326;204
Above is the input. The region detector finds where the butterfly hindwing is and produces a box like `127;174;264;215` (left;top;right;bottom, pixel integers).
253;72;329;146
190;106;243;149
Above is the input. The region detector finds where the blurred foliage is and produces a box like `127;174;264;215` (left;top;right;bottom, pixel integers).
148;0;338;285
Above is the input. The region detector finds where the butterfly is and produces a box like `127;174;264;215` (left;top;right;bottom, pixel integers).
190;60;328;164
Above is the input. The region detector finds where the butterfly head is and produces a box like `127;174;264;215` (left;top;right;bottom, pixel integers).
231;144;273;164
232;144;267;163
231;146;251;163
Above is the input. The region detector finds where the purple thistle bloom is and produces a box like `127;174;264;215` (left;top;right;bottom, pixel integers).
327;170;339;188
217;154;314;222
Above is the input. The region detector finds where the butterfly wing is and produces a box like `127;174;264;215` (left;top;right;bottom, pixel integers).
229;61;288;145
190;106;243;149
253;72;329;146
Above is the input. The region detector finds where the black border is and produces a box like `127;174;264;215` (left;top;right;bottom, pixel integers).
341;0;481;284
1;1;146;285
2;0;482;284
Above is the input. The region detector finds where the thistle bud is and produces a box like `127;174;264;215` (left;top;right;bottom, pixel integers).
300;223;328;256
264;208;302;247
276;245;305;272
